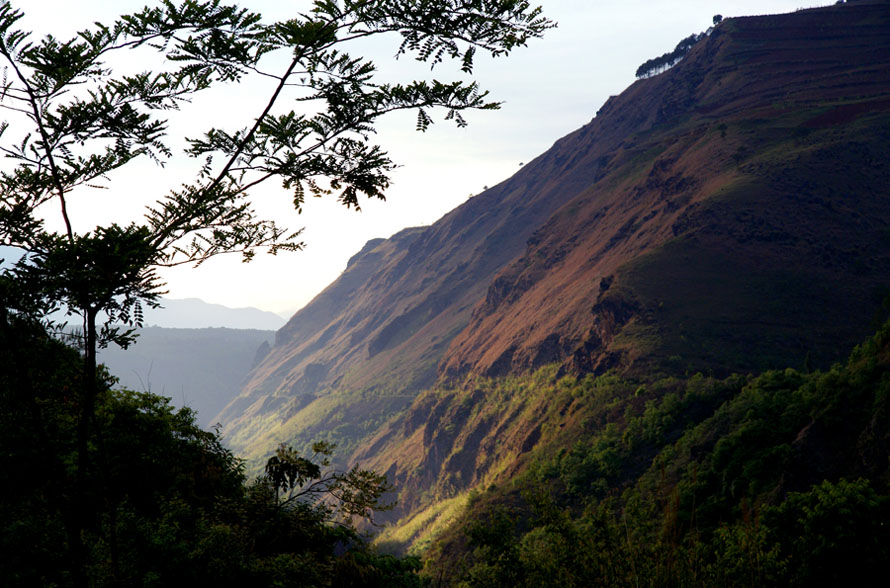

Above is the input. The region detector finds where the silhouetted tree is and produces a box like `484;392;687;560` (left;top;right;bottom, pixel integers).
0;1;553;584
635;33;703;79
0;311;418;586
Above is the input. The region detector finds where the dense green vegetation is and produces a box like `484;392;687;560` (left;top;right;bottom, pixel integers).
6;284;889;588
3;4;888;585
422;323;890;586
0;311;421;587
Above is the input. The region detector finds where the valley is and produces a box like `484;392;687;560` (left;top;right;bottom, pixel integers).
3;1;889;585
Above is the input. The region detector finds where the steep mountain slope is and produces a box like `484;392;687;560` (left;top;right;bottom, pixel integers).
417;321;890;586
222;0;890;510
351;0;890;532
216;113;615;461
443;1;890;379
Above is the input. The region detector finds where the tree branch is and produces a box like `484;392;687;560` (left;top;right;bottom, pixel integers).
0;44;74;242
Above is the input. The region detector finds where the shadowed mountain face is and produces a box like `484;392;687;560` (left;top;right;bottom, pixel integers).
442;2;890;380
219;0;890;491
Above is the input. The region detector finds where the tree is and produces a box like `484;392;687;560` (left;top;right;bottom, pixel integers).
0;1;553;584
263;440;393;522
0;313;420;585
635;33;703;79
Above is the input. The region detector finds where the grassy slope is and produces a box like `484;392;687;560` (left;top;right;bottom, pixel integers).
225;4;890;480
611;109;890;377
444;1;890;379
363;4;890;545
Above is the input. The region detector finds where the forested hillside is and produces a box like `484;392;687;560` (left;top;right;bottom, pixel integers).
0;314;419;586
0;0;554;585
4;301;888;585
419;319;890;586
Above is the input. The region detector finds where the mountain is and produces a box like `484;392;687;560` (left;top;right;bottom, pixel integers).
218;0;890;540
92;297;282;428
143;297;286;330
441;1;890;379
99;327;274;427
416;319;890;586
216;115;611;460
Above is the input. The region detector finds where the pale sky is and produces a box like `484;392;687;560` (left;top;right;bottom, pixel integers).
5;1;827;317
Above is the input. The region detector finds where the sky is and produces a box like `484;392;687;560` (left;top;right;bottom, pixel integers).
5;0;829;318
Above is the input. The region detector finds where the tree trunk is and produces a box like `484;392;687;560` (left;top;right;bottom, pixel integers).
70;305;99;588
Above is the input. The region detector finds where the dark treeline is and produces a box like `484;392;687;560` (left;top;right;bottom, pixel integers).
635;32;706;79
0;1;553;583
5;266;890;587
0;307;421;587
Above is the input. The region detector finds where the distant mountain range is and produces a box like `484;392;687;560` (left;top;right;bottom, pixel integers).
142;297;286;330
0;264;288;329
100;326;274;428
99;298;282;427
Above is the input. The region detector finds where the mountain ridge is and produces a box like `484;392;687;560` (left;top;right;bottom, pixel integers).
144;297;286;330
216;106;619;461
100;326;274;427
444;1;890;379
348;0;890;531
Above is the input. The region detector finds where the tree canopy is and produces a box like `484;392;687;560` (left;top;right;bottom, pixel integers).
635;32;704;80
0;0;554;337
0;311;421;586
0;2;553;585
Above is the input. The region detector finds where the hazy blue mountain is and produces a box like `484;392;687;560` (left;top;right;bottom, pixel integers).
143;297;286;330
6;249;283;427
1;253;286;330
99;326;274;427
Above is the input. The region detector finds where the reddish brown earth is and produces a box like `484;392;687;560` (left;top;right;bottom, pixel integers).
443;0;890;379
219;0;890;493
215;73;623;459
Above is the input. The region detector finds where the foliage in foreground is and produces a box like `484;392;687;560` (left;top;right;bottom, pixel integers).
0;3;552;585
0;312;421;587
423;322;890;587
